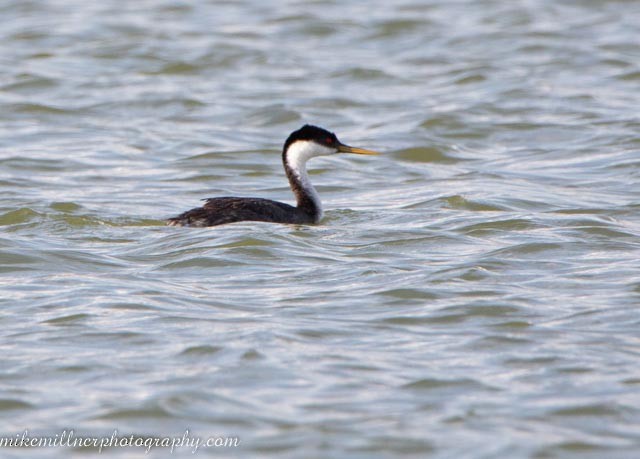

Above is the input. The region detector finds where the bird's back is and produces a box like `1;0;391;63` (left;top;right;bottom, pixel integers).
167;197;313;227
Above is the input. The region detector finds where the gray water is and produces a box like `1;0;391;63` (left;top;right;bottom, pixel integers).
1;0;640;457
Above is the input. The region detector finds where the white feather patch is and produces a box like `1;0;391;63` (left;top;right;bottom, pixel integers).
285;141;335;222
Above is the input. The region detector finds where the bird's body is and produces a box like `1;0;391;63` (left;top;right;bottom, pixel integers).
169;197;311;227
167;125;378;227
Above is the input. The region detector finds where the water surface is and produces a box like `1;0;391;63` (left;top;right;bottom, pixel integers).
1;0;640;457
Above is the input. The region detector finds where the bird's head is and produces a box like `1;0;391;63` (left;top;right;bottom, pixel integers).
283;124;379;167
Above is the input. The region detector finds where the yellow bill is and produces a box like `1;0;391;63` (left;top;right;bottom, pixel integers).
337;144;380;155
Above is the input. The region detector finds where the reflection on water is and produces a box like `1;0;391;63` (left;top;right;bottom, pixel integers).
1;0;640;457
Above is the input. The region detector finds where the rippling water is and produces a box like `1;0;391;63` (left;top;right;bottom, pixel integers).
1;0;640;457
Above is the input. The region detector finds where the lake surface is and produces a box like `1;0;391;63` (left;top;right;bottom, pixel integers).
1;0;640;457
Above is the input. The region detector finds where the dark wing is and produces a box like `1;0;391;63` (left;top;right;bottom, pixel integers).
167;197;310;227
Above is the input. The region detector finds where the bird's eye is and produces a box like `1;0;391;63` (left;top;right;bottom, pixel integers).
326;137;333;144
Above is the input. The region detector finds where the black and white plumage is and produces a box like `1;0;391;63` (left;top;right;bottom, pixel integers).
167;125;378;227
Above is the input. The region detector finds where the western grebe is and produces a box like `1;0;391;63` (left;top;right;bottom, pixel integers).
167;124;378;227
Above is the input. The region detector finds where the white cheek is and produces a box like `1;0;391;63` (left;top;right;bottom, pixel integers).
286;141;335;170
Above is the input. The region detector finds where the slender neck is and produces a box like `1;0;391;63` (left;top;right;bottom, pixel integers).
282;143;323;222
